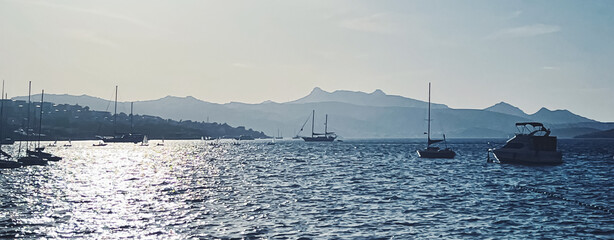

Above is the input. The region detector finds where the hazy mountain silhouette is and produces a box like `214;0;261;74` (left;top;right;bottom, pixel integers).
13;89;610;138
529;107;594;124
484;102;528;117
291;87;448;109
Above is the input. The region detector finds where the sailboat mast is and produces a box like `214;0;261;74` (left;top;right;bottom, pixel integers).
311;110;315;138
325;114;328;135
26;81;31;151
114;85;118;135
427;82;431;147
0;80;4;145
130;102;134;133
38;90;44;148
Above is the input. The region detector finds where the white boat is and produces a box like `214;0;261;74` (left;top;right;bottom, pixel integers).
491;122;562;165
140;135;149;146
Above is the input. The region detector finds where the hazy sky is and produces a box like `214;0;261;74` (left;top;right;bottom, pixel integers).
1;0;613;121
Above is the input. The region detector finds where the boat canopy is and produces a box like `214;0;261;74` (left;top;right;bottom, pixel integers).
515;122;544;127
515;122;550;136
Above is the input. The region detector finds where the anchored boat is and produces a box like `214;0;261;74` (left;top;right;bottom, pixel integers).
491;122;562;165
417;83;455;159
302;110;336;142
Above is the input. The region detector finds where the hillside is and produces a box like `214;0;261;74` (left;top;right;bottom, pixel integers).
0;99;266;141
12;88;611;138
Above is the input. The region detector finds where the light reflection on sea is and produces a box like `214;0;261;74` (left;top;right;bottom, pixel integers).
0;139;612;238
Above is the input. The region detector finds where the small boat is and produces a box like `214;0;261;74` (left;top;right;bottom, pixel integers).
417;83;455;159
29;90;62;162
140;135;149;146
156;138;165;146
63;140;72;147
15;82;47;166
93;141;107;147
48;140;57;147
100;86;144;143
491;122;562;165
302;110;337;142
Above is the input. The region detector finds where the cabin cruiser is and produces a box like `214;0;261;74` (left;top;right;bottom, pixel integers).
491;122;562;165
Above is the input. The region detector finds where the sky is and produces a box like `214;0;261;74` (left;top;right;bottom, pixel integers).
1;0;613;121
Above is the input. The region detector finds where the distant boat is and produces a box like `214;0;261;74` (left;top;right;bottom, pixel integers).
491;122;562;165
48;140;57;147
0;81;20;168
156;138;165;146
417;83;456;159
267;137;276;145
302;110;337;142
29;89;62;162
275;129;283;139
140;135;149;146
100;86;144;143
18;82;47;166
63;139;72;147
93;141;107;147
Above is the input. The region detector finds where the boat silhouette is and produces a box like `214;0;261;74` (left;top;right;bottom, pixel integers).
302;110;337;142
417;83;455;159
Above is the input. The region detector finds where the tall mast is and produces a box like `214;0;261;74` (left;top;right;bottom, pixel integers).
325;114;328;135
130;102;134;133
114;85;118;135
38;90;44;149
427;82;431;147
0;80;4;145
26;81;31;151
311;110;315;138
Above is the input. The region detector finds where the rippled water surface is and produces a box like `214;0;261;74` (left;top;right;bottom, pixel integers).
1;139;613;238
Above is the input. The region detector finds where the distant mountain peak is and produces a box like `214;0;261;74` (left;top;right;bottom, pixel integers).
484;101;527;117
290;87;447;109
311;87;326;93
371;89;386;95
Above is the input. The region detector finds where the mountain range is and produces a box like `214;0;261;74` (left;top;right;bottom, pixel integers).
13;88;614;138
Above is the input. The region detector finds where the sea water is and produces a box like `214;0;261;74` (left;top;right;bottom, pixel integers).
0;139;612;238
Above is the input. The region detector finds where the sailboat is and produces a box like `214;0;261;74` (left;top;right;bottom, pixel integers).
0;80;22;169
140;135;149;146
302;110;337;142
27;90;62;162
99;86;144;143
417;83;455;159
275;129;283;139
63;139;72;147
156;138;165;146
18;82;47;166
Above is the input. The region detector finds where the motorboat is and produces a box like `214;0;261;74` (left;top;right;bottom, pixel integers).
491;122;562;165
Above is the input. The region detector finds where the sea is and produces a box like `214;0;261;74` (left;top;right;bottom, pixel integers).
0;138;612;239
